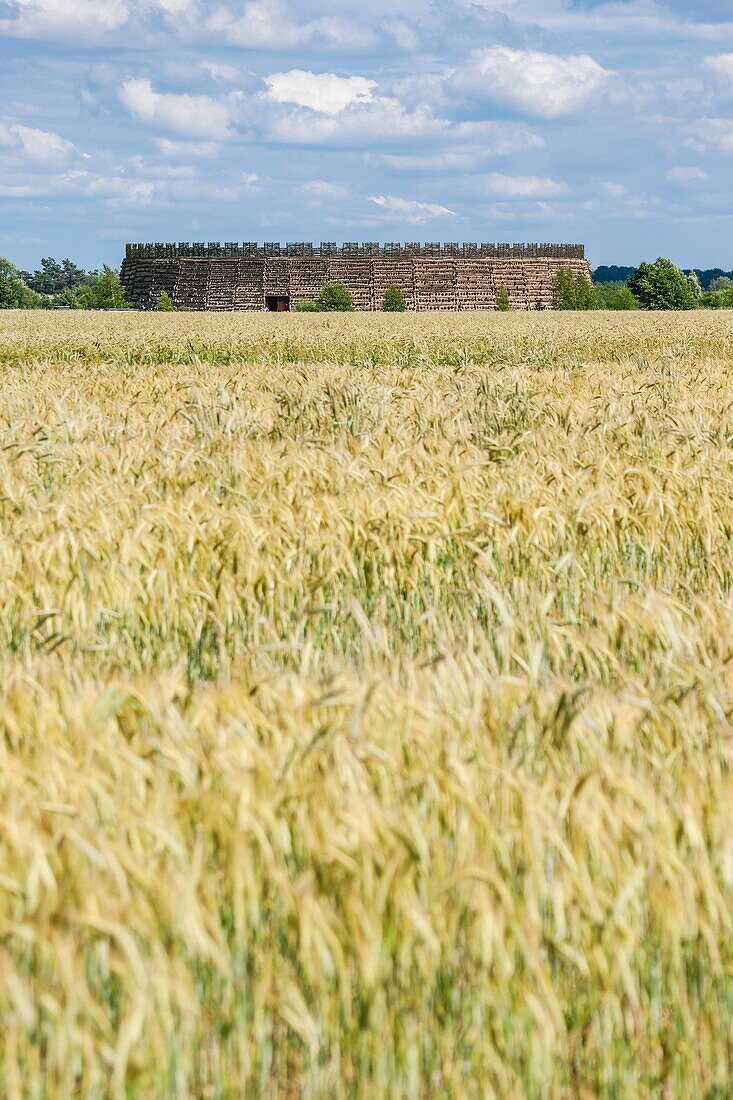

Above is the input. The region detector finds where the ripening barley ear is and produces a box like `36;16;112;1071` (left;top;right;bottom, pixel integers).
0;308;730;1097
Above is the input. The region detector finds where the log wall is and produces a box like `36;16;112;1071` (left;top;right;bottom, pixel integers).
120;244;591;312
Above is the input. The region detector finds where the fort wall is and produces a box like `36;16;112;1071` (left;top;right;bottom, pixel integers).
120;242;591;312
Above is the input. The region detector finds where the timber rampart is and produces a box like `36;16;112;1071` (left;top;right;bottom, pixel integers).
121;242;591;311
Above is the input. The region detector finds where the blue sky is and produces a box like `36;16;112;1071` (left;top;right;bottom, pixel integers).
1;0;732;270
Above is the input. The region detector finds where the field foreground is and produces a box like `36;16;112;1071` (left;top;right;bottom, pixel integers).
1;311;732;1097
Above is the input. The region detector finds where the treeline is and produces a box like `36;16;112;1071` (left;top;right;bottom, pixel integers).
593;265;733;291
559;257;733;311
0;256;129;310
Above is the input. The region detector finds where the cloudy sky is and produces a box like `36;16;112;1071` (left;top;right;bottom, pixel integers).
1;0;733;269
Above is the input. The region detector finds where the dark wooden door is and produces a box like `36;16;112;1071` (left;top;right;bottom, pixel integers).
266;295;290;312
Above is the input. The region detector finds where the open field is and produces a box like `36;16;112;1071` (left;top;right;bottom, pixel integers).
1;310;733;1097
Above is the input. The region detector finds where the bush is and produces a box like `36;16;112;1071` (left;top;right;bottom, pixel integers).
495;285;510;312
316;282;355;312
553;269;599;310
594;282;639;310
295;300;319;312
701;285;733;309
155;290;175;312
74;266;130;310
54;287;84;309
382;284;407;312
627;258;699;311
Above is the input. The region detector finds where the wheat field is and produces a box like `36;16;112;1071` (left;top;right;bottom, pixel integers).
1;310;732;1098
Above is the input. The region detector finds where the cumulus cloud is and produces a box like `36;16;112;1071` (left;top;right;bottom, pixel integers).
666;166;709;186
0;159;262;207
152;0;198;18
199;60;241;84
450;120;544;151
684;118;733;154
481;173;566;198
297;180;350;204
705;55;733;80
368;195;456;223
265;71;376;115
0;121;75;166
206;1;376;51
384;20;420;52
372;120;543;173
156;138;223;158
452;46;609;118
269;98;443;146
601;182;627;199
0;0;385;52
461;0;729;40
119;78;238;140
13;125;75;164
0;0;129;38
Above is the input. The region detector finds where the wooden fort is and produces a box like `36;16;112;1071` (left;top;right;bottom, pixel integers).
121;241;591;312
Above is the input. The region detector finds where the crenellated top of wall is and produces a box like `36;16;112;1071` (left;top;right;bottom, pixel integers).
125;241;586;261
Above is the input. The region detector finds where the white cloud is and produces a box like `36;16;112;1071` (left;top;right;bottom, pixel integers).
13;125;75;164
368;195;456;223
0;160;261;207
452;46;609;118
376;151;485;172
384;20;420;51
207;1;376;51
269;96;443;146
156;138;223;158
199;60;241;84
151;0;198;17
462;0;731;41
601;182;627;199
265;71;375;115
482;173;566;198
372;121;543;172
684;118;733;154
119;78;237;140
0;0;129;37
666;166;709;185
704;54;733;78
449;120;544;153
0;122;75;166
297;180;349;204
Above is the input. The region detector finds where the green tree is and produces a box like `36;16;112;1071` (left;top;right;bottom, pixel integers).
155;290;175;311
316;282;355;312
594;282;639;310
21;257;87;295
495;284;510;312
76;266;130;310
627;258;698;311
295;300;319;312
553;269;599;310
0;257;46;309
685;270;703;304
382;284;407;312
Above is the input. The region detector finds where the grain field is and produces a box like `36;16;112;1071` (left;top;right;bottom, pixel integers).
0;310;732;1098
